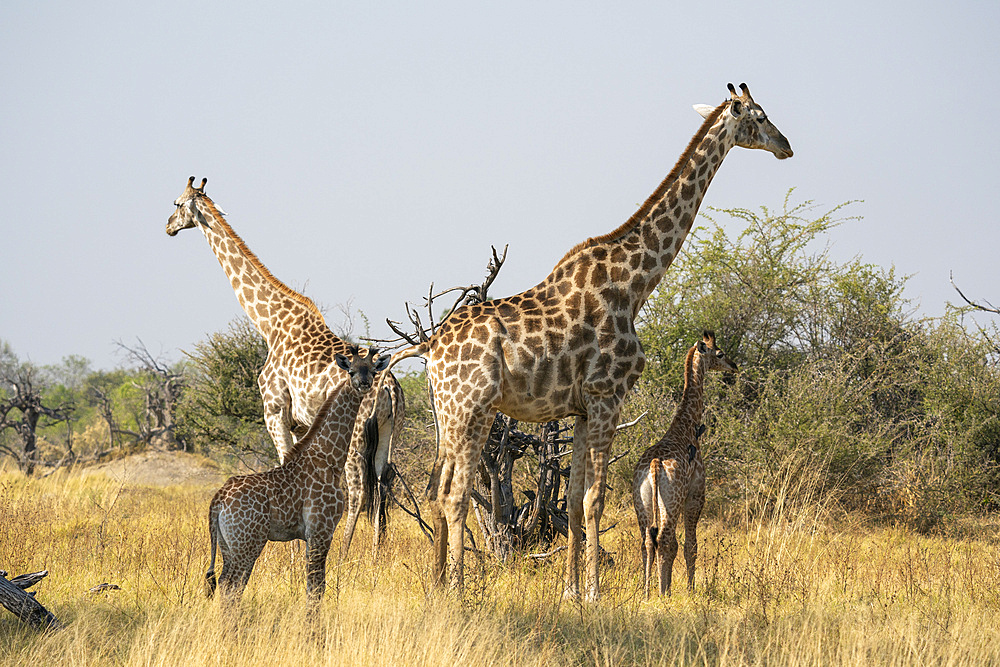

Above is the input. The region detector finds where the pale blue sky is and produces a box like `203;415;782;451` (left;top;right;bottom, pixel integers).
2;2;997;371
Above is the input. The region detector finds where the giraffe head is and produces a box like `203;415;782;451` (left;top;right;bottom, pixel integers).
335;345;391;393
166;176;214;236
694;83;792;160
695;331;738;374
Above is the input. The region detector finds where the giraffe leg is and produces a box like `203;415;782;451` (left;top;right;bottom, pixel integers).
644;525;657;600
655;462;683;596
442;409;493;593
563;416;589;600
371;385;397;556
217;538;266;606
583;444;611;602
216;498;269;607
683;477;705;592
305;534;333;604
426;455;452;588
658;518;679;596
580;411;618;602
259;366;295;463
635;462;657;600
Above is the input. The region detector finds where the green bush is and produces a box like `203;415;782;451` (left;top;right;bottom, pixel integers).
613;193;1000;530
174;318;270;462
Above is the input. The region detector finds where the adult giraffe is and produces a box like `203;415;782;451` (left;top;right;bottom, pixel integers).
388;83;792;601
166;179;404;557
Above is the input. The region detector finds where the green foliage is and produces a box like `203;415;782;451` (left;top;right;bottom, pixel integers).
174;318;270;461
637;192;881;381
617;193;1000;530
390;368;438;481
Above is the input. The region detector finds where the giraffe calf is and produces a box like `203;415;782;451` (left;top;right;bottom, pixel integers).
205;346;390;605
633;332;736;597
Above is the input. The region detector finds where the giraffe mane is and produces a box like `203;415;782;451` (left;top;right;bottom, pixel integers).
285;382;346;461
554;99;729;268
197;196;325;322
682;343;699;388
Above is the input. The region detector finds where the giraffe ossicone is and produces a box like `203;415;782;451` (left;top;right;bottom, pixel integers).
633;331;736;598
385;83;791;601
166;179;405;559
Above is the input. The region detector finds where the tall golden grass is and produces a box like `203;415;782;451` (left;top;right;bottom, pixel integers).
1;458;999;666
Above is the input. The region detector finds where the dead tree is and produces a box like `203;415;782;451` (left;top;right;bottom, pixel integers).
114;339;186;450
0;363;73;475
0;570;62;631
384;244;508;347
471;413;643;562
471;418;568;560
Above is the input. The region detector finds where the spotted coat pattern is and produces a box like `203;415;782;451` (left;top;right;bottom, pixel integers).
166;181;404;557
388;84;792;601
633;332;736;597
203;347;390;604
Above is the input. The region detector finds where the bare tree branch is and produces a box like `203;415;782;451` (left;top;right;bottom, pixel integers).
950;272;1000;315
113;339;186;450
377;245;508;350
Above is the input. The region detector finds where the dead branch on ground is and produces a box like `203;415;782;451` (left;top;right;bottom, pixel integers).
0;570;62;631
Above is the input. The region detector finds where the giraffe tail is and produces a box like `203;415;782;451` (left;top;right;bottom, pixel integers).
205;499;220;599
647;458;661;549
380;343;428;375
361;409;381;524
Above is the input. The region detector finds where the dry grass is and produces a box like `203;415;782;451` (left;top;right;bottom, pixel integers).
2;458;1000;666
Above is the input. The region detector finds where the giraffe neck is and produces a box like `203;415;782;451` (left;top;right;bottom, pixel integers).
631;103;735;306
193;197;325;341
665;347;706;445
285;382;362;465
553;100;735;316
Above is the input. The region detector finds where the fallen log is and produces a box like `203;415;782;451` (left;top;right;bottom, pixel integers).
0;570;62;631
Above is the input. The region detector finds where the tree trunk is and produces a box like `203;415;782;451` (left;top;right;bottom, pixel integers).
0;570;61;631
19;411;39;476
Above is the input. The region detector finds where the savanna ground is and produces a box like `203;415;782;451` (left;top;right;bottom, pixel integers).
2;452;999;666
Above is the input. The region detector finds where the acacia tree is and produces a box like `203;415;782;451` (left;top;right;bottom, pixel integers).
0;343;73;475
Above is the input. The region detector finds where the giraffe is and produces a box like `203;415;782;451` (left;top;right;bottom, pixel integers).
633;331;736;598
166;179;404;557
204;345;391;604
386;83;792;601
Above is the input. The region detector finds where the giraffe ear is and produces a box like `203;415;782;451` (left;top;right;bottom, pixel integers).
693;104;715;119
697;341;708;354
373;354;391;373
335;353;351;371
187;200;209;226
